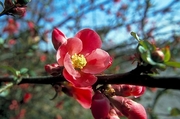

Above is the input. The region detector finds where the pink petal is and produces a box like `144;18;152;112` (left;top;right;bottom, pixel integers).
73;86;93;109
131;86;146;98
82;49;112;74
63;53;81;77
52;28;67;50
75;29;102;55
56;44;68;66
63;69;97;87
56;37;83;66
66;37;82;55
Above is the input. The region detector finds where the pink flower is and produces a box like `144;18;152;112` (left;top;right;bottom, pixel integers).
53;28;112;87
110;96;147;119
62;83;93;109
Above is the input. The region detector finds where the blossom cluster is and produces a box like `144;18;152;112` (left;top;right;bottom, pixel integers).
2;0;31;16
45;28;147;119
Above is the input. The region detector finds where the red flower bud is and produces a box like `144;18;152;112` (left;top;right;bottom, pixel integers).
52;28;67;50
12;7;26;16
151;49;164;62
112;84;145;98
91;91;111;119
23;93;32;103
110;96;147;119
44;63;62;76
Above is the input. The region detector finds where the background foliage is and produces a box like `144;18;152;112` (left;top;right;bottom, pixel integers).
0;0;180;119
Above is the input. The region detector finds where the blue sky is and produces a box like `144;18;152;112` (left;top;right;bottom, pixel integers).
0;0;179;52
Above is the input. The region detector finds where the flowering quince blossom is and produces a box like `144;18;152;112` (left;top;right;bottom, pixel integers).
52;28;112;87
45;28;147;119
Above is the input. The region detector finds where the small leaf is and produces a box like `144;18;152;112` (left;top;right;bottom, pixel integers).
0;65;20;76
131;32;140;41
165;61;180;68
139;40;156;51
170;108;180;116
161;46;171;62
137;45;147;54
20;68;28;74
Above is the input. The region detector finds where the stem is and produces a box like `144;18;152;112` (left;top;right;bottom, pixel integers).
0;82;14;93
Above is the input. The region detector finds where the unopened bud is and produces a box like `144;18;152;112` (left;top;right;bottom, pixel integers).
12;7;26;16
91;91;111;119
52;28;67;50
151;49;164;62
110;96;147;119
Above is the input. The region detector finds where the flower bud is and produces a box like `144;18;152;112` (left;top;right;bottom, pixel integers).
112;84;145;98
52;28;67;50
151;49;164;62
91;91;111;119
110;96;147;119
44;63;62;76
12;7;26;16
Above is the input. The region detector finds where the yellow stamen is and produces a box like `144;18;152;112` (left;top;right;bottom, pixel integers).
71;53;87;69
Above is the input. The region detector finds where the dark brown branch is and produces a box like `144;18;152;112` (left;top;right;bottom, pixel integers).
1;72;180;90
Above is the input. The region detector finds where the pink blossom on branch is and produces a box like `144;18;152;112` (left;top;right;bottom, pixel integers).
52;28;112;87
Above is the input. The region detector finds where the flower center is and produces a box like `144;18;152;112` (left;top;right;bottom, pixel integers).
71;53;87;69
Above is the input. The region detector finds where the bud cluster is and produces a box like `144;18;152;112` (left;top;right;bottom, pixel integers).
1;0;31;16
90;84;147;119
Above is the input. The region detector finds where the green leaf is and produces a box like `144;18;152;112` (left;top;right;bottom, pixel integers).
139;40;156;51
0;37;4;44
20;68;29;74
0;65;20;76
137;45;147;54
161;46;171;62
131;32;140;41
170;108;180;116
138;46;156;65
165;61;180;68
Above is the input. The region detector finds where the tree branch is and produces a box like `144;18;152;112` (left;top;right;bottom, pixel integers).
1;71;180;90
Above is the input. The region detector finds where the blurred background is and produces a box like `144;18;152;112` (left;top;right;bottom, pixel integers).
0;0;180;119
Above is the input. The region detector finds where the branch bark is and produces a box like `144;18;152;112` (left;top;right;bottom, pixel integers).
1;72;180;90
